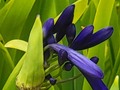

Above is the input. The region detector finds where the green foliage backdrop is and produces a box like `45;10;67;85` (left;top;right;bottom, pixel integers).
0;0;120;90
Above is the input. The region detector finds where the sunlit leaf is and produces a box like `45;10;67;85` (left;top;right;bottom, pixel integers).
3;54;26;90
104;3;120;87
40;0;57;23
73;0;88;23
5;40;28;52
0;0;35;42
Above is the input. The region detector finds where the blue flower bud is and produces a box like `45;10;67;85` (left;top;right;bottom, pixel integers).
49;78;57;85
44;34;56;46
45;74;56;85
90;56;99;64
63;62;73;71
66;24;76;45
70;26;113;50
84;27;113;49
47;35;56;44
70;25;93;50
54;5;75;42
43;18;54;39
58;49;68;66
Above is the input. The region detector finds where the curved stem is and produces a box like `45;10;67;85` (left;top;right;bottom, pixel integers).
56;74;82;84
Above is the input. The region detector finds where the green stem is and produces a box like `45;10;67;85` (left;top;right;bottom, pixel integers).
45;63;60;76
57;74;82;84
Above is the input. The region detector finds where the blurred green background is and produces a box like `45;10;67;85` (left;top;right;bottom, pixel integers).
0;0;120;90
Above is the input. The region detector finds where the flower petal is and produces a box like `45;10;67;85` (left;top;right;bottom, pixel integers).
84;74;108;90
83;56;108;90
54;5;75;42
70;25;93;50
48;44;103;78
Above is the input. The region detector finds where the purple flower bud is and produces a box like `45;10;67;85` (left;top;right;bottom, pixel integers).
54;5;75;42
44;49;50;61
70;25;93;50
63;62;73;71
90;56;99;64
47;35;56;44
84;27;113;49
70;26;113;50
44;34;56;46
58;49;68;66
43;18;54;39
45;74;57;85
44;49;50;69
49;78;57;85
66;24;76;45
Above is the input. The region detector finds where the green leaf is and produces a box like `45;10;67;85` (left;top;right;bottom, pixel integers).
73;0;88;23
3;53;26;90
40;0;57;23
0;41;14;89
92;0;99;8
108;48;120;88
20;0;43;41
5;40;28;52
0;0;35;42
0;0;36;66
0;42;14;69
93;0;115;31
104;3;120;87
55;0;69;15
110;76;119;90
14;0;43;65
16;16;45;89
84;0;115;89
61;70;74;90
74;67;84;90
78;0;96;26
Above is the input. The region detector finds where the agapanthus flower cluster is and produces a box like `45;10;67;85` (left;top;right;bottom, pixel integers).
42;5;113;90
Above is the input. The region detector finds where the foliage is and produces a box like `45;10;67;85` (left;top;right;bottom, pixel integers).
0;0;120;90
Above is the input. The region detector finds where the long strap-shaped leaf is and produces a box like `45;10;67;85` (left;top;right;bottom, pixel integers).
3;53;26;90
